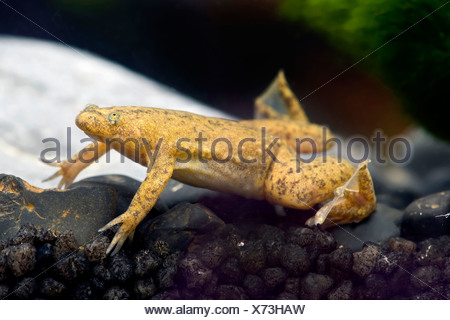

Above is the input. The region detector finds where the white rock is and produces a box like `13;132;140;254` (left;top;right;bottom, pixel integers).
0;36;231;187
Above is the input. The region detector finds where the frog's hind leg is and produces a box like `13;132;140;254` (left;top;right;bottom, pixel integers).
306;160;376;228
263;152;376;227
255;71;309;122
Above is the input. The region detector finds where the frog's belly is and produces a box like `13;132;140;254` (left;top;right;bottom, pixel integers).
172;159;268;199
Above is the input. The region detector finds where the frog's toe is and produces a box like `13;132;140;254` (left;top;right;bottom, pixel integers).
99;215;136;255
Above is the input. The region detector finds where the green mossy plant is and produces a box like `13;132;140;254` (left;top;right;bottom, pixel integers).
280;0;450;141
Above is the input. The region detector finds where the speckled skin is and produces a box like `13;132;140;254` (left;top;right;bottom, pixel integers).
46;73;376;255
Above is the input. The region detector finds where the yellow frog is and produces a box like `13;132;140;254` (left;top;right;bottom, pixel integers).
45;72;376;255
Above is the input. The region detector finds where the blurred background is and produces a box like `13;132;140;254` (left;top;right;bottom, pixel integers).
1;0;449;140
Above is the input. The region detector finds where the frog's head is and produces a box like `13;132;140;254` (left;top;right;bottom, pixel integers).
76;104;127;141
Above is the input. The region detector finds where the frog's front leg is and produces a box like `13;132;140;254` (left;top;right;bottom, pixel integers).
44;141;109;188
99;149;175;255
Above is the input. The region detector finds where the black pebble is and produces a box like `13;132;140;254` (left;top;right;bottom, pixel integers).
362;274;389;299
411;265;442;290
12;277;37;299
74;282;93;299
177;253;213;290
134;278;157;299
284;277;301;298
218;257;244;284
5;243;36;277
0;284;9;299
215;285;248;299
260;267;288;290
0;251;7;282
91;264;113;291
299;273;334;299
199;240;227;269
238;240;266;274
103;286;130;300
327;280;354;300
280;244;310;276
55;254;90;281
155;266;177;290
9;224;37;246
108;252;133;282
40;277;66;298
401;190;450;240
53;231;78;259
84;236;109;262
285;227;315;247
352;243;381;278
134;249;162;278
243;274;266;298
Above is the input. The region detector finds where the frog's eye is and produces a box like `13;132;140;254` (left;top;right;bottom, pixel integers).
83;104;99;112
107;112;121;125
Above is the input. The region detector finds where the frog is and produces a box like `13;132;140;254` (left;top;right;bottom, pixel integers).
45;72;376;255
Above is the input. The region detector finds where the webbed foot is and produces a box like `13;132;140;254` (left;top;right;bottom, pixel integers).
306;160;376;228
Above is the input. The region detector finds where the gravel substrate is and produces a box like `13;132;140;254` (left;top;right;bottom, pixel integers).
0;222;449;300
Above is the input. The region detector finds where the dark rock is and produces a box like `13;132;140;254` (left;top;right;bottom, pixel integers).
352;243;381;278
177;253;213;290
401;190;450;240
134;278;157;299
151;288;181;300
0;284;8;299
375;251;411;275
134;249;162;278
243;274;266;298
388;269;411;296
265;239;284;267
103;286;130;300
0;251;7;282
329;247;353;271
53;231;79;259
218;257;244;284
362;274;389;299
280;244;310;276
39;277;66;298
152;240;171;257
414;238;446;267
91;264;113;291
109;252;133;282
316;254;328;274
286;227;315;247
36;243;55;267
411;265;442;291
84;236;109;262
36;228;57;244
155;266;177;290
277;292;298;299
74;282;94;299
299;273;334;299
137;203;225;252
312;229;337;253
238;240;266;274
198;240;227;269
260;267;288;289
12;278;37;299
0;239;6;251
9;224;37;246
284;277;301;297
203;273;219;296
5;243;36;277
0;175;116;246
327;280;354;300
215;285;248;299
444;258;450;282
387;237;417;254
55;254;90;281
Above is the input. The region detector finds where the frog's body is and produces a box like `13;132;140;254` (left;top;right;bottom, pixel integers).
46;72;376;255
